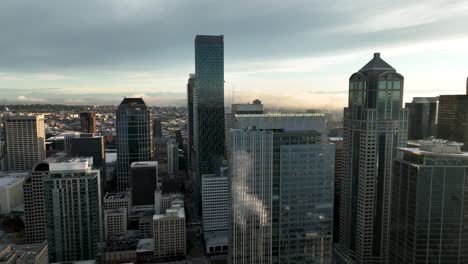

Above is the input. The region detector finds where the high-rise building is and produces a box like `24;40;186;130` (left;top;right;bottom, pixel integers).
44;156;102;262
231;99;264;115
153;119;163;140
3;114;46;171
80;112;97;135
69;134;105;168
193;35;225;207
187;74;195;172
104;208;127;240
167;143;179;178
337;53;408;264
202;173;228;233
389;140;468;263
103;191;131;215
130;161;158;206
436;78;468;150
328;137;344;243
153;205;186;259
116;98;153;191
230;115;334;264
405;97;437;140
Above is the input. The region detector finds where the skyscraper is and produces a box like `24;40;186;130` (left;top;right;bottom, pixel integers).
3;114;46;171
337;53;408;264
193;35;225;206
80;112;97;135
329;137;344;244
167;142;179;178
405;97;437;140
69;134;105;169
436;78;468;150
389;140;468;263
44;156;102;262
116;98;153;191
187;73;195;172
230;114;334;264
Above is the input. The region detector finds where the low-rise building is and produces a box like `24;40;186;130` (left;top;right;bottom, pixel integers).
0;242;48;264
104;208;127;240
153;205;186;259
103;192;131;215
0;171;28;215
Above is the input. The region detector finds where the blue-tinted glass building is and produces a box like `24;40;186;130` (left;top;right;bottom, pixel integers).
116;98;153;191
193;35;225;207
230;114;334;264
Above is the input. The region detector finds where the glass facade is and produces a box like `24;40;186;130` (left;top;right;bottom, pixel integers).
338;53;408;264
230;128;334;264
44;168;101;262
116;98;153;191
193;35;225;210
405;97;437;140
389;148;468;263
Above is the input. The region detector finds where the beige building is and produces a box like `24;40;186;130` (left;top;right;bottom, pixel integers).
103;192;131;214
153;205;186;258
0;242;48;264
3;114;46;171
104;208;127;240
0;171;28;215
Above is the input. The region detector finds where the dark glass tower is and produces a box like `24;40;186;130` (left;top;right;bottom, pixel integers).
436;79;468;151
116;98;153;191
405;97;437;140
193;35;225;207
187;73;195;172
337;53;408;264
389;141;468;263
80;112;97;135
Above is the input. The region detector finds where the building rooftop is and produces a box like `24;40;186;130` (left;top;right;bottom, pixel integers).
153;205;185;220
131;161;158;168
0;175;26;188
235;113;325;118
119;97;146;107
136;238;154;253
359;53;395;72
401;139;468;157
104;192;130;201
204;231;228;247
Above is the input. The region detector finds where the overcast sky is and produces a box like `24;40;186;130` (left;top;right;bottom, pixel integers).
1;0;468;109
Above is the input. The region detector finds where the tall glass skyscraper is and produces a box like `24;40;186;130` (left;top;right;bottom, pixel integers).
389;140;468;263
116;98;153;191
405;97;437;140
337;53;408;264
193;35;225;206
230;114;335;264
187;73;195;173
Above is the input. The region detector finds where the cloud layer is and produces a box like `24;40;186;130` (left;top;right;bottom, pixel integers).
1;0;468;108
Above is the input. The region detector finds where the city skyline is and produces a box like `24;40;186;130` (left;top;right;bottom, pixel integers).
1;0;468;109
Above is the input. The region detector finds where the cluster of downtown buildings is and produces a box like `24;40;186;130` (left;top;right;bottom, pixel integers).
0;35;468;264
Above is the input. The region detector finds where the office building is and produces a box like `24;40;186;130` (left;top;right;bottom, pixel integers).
337;53;408;264
202;173;228;233
405;97;437;140
69;134;105;168
44;156;102;262
167;143;179;178
80;112;97;135
0;171;28;215
116;98;153;191
234;113;327;140
3;114;46;171
130;161;158;206
389;140;468;263
104;208;127;240
187;74;195;172
0;242;48;264
153;205;186;259
103;192;131;215
436;78;468;150
139;214;153;239
231;99;264;115
329;137;344;243
230;114;334;264
103;238;138;264
154;191;184;215
193;35;225;208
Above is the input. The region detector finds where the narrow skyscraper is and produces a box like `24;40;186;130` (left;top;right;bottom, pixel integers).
187;73;195;173
193;35;225;209
337;53;408;264
116;98;153;191
3;114;46;171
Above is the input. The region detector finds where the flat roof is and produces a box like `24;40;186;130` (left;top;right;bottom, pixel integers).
0;175;27;187
399;147;468;157
235;113;325;118
204;231;228;246
104;192;130;200
131;161;158;167
136;238;154;253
